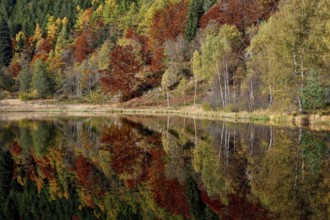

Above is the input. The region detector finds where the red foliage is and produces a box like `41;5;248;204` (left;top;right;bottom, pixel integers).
125;28;152;65
10;141;22;156
150;47;165;73
100;45;142;101
200;190;270;219
148;0;188;72
8;62;21;77
31;53;49;63
39;37;53;53
100;123;152;187
33;156;55;180
200;0;278;31
149;148;191;219
75;31;93;63
76;155;94;187
149;0;188;46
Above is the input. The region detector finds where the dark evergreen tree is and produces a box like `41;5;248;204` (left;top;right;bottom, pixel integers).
31;59;52;98
185;0;204;42
19;65;31;92
301;69;326;111
0;18;13;67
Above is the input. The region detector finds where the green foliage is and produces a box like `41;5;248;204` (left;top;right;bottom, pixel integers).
31;59;53;98
301;130;327;175
185;0;204;42
301;70;326;111
19;65;31;93
0;68;14;91
201;101;211;111
0;18;12;67
31;121;55;158
19;92;38;101
2;0;93;36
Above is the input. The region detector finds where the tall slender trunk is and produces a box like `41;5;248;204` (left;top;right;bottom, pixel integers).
225;60;230;104
194;75;197;107
183;92;186;105
293;42;303;112
269;84;273;107
249;79;254;111
166;87;170;108
268;126;273;150
194;118;197;148
217;68;225;107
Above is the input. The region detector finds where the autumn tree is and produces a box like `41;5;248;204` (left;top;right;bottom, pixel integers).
177;78;187;105
200;24;241;108
199;0;277;35
75;31;93;63
191;50;202;107
101;45;142;101
247;0;329;111
149;0;189;72
161;68;178;108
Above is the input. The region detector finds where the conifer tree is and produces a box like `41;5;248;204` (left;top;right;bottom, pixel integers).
0;18;12;67
185;0;204;42
19;65;31;93
32;59;52;98
301;70;326;111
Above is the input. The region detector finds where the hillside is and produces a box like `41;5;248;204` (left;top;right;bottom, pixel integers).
0;0;329;114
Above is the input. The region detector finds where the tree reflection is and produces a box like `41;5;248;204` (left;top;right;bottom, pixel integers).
0;117;328;219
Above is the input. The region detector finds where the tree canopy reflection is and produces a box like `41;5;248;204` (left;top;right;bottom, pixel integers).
0;116;329;219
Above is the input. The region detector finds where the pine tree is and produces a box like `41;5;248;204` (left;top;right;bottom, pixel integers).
19;65;31;93
0;18;12;67
31;59;52;98
301;70;326;111
185;0;204;42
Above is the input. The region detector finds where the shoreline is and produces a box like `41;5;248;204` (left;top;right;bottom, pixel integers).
0;99;329;130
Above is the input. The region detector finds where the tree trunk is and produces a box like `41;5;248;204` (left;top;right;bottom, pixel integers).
166;88;170;108
217;69;225;107
194;75;197;107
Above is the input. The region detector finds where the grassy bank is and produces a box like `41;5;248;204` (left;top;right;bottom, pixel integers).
0;99;329;130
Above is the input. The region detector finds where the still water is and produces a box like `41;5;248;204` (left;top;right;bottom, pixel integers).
0;114;329;219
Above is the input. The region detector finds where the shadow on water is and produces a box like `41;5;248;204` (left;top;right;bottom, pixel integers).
0;115;329;219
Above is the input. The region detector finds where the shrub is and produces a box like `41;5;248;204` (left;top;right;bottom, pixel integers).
19;91;38;101
202;101;212;111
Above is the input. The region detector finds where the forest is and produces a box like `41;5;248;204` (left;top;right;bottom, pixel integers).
0;0;329;113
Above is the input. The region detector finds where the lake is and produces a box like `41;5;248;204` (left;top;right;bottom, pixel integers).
0;114;329;219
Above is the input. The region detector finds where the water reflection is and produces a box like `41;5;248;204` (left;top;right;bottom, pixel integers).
0;116;329;219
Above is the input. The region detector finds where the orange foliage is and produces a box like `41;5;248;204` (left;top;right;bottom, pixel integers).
75;31;93;63
33;156;55;180
200;0;277;31
101;123;150;184
125;28;152;65
100;45;142;101
149;0;189;46
148;0;188;72
200;190;270;219
10;141;22;156
39;37;53;53
8;62;21;77
76;155;94;187
31;53;49;63
149;148;191;219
